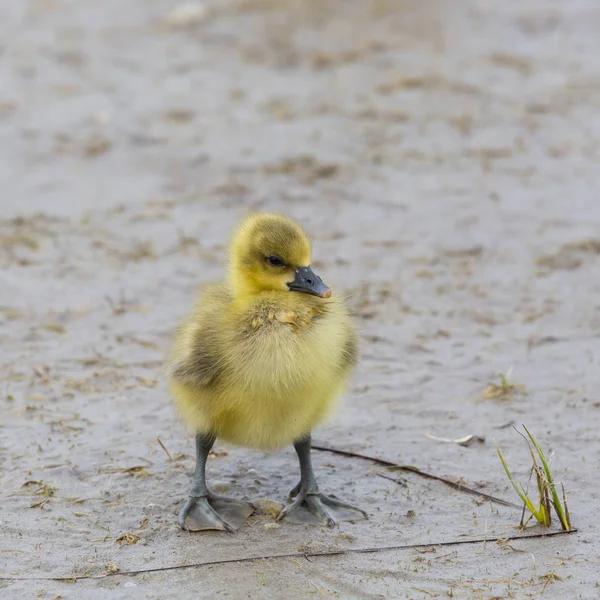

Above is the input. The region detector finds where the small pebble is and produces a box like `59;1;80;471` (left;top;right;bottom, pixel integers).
164;2;208;27
91;110;111;125
212;480;231;493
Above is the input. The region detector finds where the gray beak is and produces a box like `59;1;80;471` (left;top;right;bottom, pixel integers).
287;266;331;298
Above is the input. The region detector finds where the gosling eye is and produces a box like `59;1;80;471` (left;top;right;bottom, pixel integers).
266;255;285;267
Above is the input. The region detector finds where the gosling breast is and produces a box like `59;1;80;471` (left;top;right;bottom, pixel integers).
169;288;357;450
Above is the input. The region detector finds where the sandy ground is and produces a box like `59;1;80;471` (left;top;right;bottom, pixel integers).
2;0;600;598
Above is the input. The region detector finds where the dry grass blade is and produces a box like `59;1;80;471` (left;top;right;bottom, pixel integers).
312;443;521;508
540;571;563;594
115;533;140;546
561;483;572;531
157;436;173;461
424;432;485;447
0;529;577;582
98;465;150;475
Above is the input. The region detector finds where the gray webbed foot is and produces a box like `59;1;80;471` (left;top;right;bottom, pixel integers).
278;488;367;527
179;493;255;532
278;435;367;527
179;433;255;532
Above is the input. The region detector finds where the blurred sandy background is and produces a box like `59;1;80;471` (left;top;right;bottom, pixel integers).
1;1;600;598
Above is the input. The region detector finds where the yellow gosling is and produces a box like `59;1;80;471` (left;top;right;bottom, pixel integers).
168;213;365;531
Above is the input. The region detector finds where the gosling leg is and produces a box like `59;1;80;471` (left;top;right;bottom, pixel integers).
277;434;367;527
179;432;255;532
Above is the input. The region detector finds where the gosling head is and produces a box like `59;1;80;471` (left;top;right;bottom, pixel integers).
229;213;331;299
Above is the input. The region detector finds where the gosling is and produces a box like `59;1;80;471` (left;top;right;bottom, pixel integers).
168;213;366;531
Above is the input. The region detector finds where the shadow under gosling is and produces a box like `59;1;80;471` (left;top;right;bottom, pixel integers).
168;213;366;531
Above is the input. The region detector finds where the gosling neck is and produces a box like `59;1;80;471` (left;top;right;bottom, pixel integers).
227;264;277;303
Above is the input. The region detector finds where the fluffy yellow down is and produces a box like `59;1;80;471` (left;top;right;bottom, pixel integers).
168;214;357;451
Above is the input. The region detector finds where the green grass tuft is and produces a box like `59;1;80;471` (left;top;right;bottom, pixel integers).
495;426;572;531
